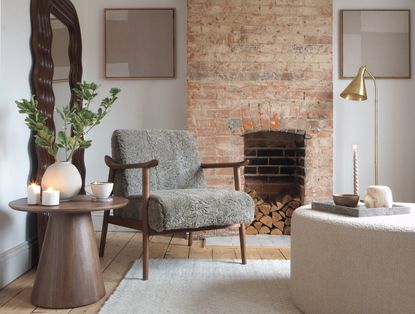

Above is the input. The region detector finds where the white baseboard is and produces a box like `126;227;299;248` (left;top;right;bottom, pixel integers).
92;212;135;232
0;238;37;289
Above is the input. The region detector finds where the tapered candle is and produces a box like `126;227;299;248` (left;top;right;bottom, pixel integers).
27;183;41;205
352;144;359;195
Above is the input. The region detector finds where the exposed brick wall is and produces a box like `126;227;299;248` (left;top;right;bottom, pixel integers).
187;0;333;202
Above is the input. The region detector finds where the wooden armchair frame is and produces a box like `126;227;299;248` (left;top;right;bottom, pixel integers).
99;155;249;280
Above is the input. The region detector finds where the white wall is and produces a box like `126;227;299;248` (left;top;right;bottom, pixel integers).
333;0;415;202
72;0;187;185
0;0;37;287
0;0;186;286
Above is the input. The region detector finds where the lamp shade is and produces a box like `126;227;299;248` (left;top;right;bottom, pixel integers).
340;66;368;101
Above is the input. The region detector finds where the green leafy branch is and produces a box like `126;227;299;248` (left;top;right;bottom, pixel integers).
16;96;59;158
16;82;121;161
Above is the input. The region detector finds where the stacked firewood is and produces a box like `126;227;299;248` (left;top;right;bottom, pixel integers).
245;189;301;235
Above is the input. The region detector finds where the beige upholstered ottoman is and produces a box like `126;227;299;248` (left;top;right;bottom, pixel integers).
291;203;415;314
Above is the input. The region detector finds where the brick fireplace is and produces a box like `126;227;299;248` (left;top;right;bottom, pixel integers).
244;130;307;235
187;0;333;235
244;130;306;202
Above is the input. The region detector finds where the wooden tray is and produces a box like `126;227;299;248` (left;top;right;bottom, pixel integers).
311;201;411;217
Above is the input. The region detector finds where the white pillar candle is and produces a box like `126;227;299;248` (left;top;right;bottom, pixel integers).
352;144;359;195
27;183;41;205
42;188;60;206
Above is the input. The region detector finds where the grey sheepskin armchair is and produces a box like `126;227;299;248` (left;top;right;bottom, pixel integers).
99;130;255;280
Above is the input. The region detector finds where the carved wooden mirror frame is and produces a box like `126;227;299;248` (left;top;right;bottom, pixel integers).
30;0;84;249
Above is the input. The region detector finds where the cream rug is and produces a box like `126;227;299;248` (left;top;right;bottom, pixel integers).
100;259;301;314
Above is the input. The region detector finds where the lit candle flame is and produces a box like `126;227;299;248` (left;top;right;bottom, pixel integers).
352;144;358;150
46;187;55;192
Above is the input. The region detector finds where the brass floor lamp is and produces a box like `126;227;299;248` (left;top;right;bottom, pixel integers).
340;65;379;185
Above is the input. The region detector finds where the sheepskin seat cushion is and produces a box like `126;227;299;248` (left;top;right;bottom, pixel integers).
113;188;254;232
111;129;255;232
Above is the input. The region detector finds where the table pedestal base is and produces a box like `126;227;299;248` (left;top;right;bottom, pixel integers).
31;213;105;308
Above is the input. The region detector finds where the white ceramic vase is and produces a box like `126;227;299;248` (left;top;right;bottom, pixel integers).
41;162;82;200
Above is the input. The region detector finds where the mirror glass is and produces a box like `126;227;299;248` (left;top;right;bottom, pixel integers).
51;15;72;161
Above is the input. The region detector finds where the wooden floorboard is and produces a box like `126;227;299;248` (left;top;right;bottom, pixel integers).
0;270;35;308
0;231;291;314
280;247;291;260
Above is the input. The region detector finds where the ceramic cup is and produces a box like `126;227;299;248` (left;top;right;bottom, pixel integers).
86;182;114;199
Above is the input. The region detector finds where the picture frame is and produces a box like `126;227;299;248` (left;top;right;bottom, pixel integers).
340;9;411;79
104;8;175;79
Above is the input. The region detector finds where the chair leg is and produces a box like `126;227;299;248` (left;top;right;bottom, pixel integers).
99;210;110;257
143;230;150;280
239;223;247;265
188;232;193;247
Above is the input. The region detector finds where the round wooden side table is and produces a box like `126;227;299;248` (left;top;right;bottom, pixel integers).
9;195;129;309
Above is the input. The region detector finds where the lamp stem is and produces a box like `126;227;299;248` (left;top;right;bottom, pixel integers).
365;68;379;185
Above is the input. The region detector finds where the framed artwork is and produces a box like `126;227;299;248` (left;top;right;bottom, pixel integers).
104;8;175;79
340;9;411;79
51;17;70;82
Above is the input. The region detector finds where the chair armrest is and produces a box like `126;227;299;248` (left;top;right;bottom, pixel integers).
104;155;154;234
201;160;249;169
105;155;158;170
201;160;249;191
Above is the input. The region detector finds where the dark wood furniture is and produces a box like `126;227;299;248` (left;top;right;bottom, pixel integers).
30;0;84;252
9;196;128;309
100;156;249;280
